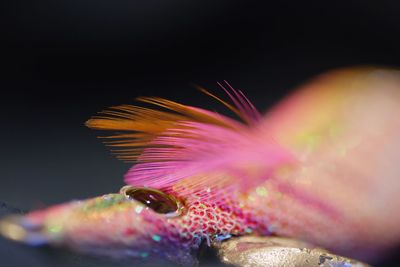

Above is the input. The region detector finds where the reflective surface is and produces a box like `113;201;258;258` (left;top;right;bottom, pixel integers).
121;186;181;215
214;236;371;267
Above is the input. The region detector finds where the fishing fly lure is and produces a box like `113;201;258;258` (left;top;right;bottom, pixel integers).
1;68;400;266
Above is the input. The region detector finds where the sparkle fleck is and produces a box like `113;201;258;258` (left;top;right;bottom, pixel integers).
152;235;161;242
102;195;111;200
245;228;253;233
135;206;144;214
214;234;231;241
199;203;207;209
49;225;62;234
140;252;149;258
256;186;268;197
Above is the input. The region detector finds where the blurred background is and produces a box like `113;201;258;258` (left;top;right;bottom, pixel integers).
1;1;400;266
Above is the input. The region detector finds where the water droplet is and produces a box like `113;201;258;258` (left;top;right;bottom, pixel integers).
122;187;180;215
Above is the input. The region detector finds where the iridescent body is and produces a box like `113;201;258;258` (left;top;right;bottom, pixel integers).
1;68;400;265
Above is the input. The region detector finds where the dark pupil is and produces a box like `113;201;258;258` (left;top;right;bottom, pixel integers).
125;188;178;214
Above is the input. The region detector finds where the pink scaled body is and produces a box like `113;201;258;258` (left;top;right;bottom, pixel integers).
1;67;400;265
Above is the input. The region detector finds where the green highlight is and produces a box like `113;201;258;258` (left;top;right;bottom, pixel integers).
82;194;126;212
49;225;63;234
255;186;268;197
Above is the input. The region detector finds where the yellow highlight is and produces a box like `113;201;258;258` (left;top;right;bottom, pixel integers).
0;217;27;242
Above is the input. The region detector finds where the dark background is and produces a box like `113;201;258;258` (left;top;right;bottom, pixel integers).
1;1;400;266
